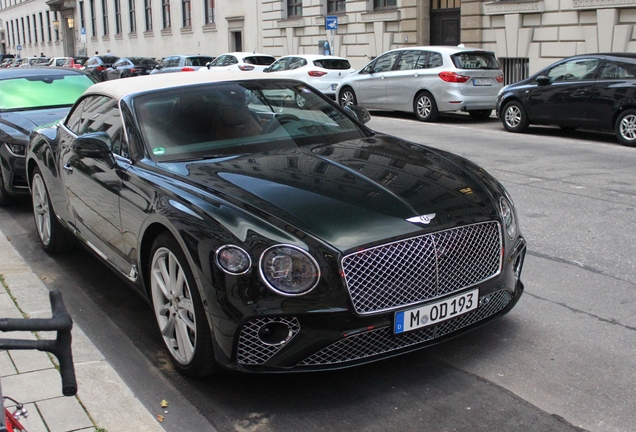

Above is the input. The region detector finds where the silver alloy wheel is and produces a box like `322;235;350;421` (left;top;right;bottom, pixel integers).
151;246;197;365
31;173;52;246
416;95;432;119
340;90;355;106
505;105;522;128
619;113;636;142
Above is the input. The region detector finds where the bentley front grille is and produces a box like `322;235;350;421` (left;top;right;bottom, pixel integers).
298;289;512;366
342;221;502;315
237;317;301;365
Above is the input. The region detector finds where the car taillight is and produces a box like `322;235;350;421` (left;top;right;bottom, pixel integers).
495;75;504;83
307;71;327;77
181;67;195;72
438;71;471;83
238;65;256;71
97;65;106;71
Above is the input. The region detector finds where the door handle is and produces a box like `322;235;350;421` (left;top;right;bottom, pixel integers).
63;164;73;174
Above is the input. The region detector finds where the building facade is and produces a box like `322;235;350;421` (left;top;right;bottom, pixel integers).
1;0;636;75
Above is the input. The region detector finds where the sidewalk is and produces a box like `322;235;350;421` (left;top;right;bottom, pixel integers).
0;231;165;432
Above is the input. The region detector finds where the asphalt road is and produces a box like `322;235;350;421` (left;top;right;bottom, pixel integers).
1;111;633;432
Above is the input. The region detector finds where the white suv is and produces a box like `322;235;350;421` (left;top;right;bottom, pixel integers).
337;46;504;121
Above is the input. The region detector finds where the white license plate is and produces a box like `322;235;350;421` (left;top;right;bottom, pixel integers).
473;78;492;86
394;289;479;334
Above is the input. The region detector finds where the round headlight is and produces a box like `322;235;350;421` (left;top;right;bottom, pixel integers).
500;197;516;239
259;245;320;296
215;245;251;275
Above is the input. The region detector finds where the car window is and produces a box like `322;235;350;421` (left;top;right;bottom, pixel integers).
372;52;401;73
65;99;88;132
288;57;306;70
114;59;128;67
452;52;500;70
598;61;636;80
163;57;179;68
396;51;422;71
268;58;290;72
74;96;116;135
208;56;227;67
0;74;95;111
313;59;351;70
226;56;239;66
244;56;275;66
547;58;599;82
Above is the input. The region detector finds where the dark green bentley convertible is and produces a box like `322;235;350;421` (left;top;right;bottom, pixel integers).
26;72;526;376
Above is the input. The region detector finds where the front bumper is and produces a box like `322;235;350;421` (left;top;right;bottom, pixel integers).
0;147;29;197
217;238;526;372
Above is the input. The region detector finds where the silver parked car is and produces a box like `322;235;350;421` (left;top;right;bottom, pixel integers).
150;55;215;74
337;45;504;121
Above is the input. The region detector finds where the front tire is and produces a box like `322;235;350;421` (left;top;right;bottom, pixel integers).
414;92;439;122
502;101;529;133
615;109;636;147
339;86;357;106
149;232;218;377
31;168;75;253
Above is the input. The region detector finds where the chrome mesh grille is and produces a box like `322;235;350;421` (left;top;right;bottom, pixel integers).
342;221;502;314
237;317;300;365
298;290;512;366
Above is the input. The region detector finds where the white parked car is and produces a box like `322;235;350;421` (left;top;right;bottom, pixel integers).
200;52;275;72
263;54;355;98
336;45;504;121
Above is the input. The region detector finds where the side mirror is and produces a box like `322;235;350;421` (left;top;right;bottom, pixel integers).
536;75;550;86
206;62;211;70
344;105;371;124
71;132;115;166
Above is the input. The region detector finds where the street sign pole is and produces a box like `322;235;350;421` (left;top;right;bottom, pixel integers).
325;15;338;56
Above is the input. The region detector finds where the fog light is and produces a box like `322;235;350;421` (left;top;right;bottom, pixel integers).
215;245;251;275
257;322;292;346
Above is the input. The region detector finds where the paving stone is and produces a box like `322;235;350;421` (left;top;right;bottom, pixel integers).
9;349;54;374
0;350;16;376
1;368;67;403
37;396;93;432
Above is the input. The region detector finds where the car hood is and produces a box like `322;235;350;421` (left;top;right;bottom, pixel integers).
162;135;501;253
0;107;70;139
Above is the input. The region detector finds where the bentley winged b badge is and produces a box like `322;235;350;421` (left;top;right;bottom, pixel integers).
406;213;436;224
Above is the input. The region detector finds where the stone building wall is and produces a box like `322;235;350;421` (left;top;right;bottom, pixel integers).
479;0;636;74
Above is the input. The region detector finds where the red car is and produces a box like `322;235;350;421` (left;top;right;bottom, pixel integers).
64;56;89;69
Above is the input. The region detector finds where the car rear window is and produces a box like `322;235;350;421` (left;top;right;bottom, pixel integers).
313;59;351;70
451;52;500;70
244;56;276;66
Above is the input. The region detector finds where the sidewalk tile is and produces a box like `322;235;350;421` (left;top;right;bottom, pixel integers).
37;396;93;432
0;351;16;376
1;368;66;403
9;349;54;374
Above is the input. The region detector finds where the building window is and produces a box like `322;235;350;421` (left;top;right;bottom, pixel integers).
327;0;344;13
374;0;396;9
90;0;96;37
129;0;136;32
500;58;529;85
79;2;85;29
115;0;122;34
21;17;26;44
46;12;52;41
39;12;44;42
29;15;34;43
102;0;109;35
11;20;16;46
204;0;214;24
162;0;171;29
287;0;301;17
182;0;191;27
145;0;152;31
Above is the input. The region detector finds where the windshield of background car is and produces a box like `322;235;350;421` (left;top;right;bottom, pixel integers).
0;74;95;111
133;80;371;162
451;52;500;70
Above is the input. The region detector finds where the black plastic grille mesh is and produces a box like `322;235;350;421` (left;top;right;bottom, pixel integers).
342;222;502;314
298;289;512;366
237;317;301;365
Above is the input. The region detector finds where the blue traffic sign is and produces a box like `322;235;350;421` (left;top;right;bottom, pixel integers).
326;15;338;30
16;45;22;51
80;27;86;35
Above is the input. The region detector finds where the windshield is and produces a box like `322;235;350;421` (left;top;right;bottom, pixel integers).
0;74;95;111
134;80;371;162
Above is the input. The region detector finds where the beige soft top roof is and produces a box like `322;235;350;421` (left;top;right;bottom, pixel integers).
86;70;272;100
